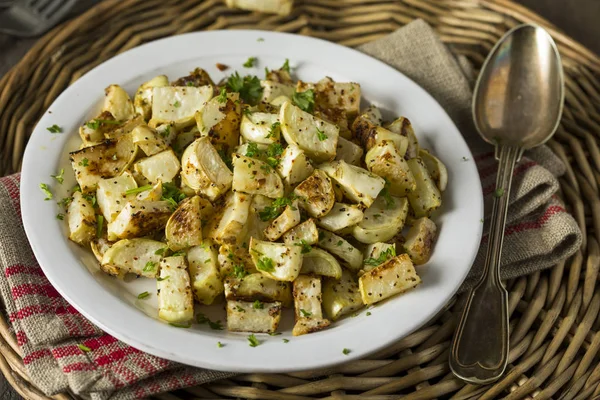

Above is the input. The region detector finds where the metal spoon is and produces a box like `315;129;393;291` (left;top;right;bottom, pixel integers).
449;23;564;384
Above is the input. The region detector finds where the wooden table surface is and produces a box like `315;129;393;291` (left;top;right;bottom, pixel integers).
0;0;597;398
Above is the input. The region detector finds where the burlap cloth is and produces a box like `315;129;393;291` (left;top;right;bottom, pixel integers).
0;19;582;399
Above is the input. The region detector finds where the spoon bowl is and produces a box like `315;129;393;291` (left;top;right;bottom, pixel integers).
473;24;564;150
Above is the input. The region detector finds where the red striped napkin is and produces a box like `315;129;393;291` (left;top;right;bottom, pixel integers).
0;19;581;399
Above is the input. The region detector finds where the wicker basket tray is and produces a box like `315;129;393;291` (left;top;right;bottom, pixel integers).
1;0;599;398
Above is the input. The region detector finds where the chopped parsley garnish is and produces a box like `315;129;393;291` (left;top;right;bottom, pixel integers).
494;188;505;198
233;265;248;279
197;313;224;330
364;247;396;267
269;332;281;336
243;57;257;68
160;124;171;138
300;309;312;317
217;341;224;348
379;179;394;208
173;101;181;108
245;142;260;158
316;126;327;141
77;344;91;352
169;322;191;328
257;38;264;42
252;300;264;309
171;250;186;256
264;67;270;79
248;334;260;347
292;89;315;113
266;121;280;139
96;215;104;238
216;87;228;103
56;213;64;220
342;348;350;355
266;142;283;158
336;240;343;246
155;248;166;256
295;240;312;254
157;275;170;281
51;169;64;184
124;185;153;195
226;72;263;104
366;311;372;316
260;163;272;173
58;196;72;209
281;58;290;73
217;149;233;171
480;219;484;223
47;124;62;133
256;257;275;273
39;183;52;200
82;193;97;207
137;291;150;299
242;107;253;116
234;305;246;312
258;195;297;221
204;259;211;263
318;230;325;241
143;261;156;272
79;158;89;167
161;182;187;208
283;338;289;343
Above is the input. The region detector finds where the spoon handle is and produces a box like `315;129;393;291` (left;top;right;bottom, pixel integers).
450;144;521;384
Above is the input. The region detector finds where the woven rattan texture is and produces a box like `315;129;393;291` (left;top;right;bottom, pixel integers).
1;0;600;398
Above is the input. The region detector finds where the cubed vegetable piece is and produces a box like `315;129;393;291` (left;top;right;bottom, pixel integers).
249;237;302;282
226;300;282;333
358;254;421;305
352;195;409;244
365;141;416;196
280;101;339;162
134;150;181;184
102;84;135;122
276;144;314;187
181;137;233;201
297;78;361;119
264;200;301;241
107;200;172;241
196;92;241;153
165;196;203;251
403;217;437;265
96;171;137;223
317;229;363;271
151;85;213;128
292;275;330;336
261;80;294;104
187;241;223;305
208;192;252;246
134;75;169;121
282;218;319;246
361;242;396;274
232;154;284;199
419;149;448;192
136;180;163;202
406;158;442;218
317;202;364;232
319;160;385;208
101;238;165;278
131;124;169;156
157;256;194;323
386;117;419;159
300;248;342;279
240;112;280;144
224;273;292;307
67;191;97;246
335;137;364;166
293;170;335;218
322;269;363;320
70;134;136;192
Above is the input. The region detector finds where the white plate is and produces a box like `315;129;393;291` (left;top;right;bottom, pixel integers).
21;30;483;372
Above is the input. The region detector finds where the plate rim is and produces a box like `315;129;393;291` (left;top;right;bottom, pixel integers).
20;29;484;373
